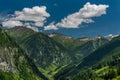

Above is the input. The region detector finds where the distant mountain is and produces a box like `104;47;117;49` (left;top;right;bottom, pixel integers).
54;35;120;80
0;25;48;80
50;32;109;60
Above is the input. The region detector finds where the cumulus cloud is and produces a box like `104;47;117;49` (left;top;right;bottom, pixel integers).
56;2;109;28
2;2;109;31
44;2;109;30
2;20;23;28
2;6;50;31
14;6;50;26
44;22;58;30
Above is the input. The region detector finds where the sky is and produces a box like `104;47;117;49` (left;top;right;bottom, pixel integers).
0;0;120;38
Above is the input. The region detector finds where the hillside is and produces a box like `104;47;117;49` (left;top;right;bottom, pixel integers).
8;27;109;68
1;25;119;80
7;27;73;68
54;36;120;80
0;24;48;80
7;27;112;80
50;32;109;60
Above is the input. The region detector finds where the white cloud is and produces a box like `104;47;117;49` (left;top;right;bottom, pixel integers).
44;22;58;30
2;6;50;31
23;22;39;32
56;2;109;28
26;25;39;32
2;2;109;31
14;6;50;26
2;20;23;28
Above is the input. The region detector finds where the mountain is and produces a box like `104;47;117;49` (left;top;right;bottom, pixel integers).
7;27;72;72
8;27;109;68
2;25;118;80
54;35;120;80
0;24;48;80
7;26;36;43
71;36;120;80
7;26;109;80
50;32;109;60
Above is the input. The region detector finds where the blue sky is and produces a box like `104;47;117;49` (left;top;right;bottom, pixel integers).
0;0;120;38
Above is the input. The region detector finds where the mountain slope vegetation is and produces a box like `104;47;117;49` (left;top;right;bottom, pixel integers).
50;33;109;60
8;27;75;79
7;27;110;80
0;24;48;80
8;27;109;69
54;36;120;80
1;25;119;80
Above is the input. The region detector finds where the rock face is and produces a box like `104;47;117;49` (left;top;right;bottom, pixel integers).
0;25;48;80
0;25;16;72
0;47;17;72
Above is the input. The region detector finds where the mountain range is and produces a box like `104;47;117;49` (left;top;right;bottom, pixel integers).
0;25;120;80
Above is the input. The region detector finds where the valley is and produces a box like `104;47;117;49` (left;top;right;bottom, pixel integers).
0;25;120;80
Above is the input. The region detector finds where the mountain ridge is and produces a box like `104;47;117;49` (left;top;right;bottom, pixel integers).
0;24;48;80
54;35;120;80
2;26;119;80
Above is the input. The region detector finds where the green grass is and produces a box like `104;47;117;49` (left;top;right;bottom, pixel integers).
38;64;57;80
95;66;109;74
38;64;67;80
51;65;67;76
